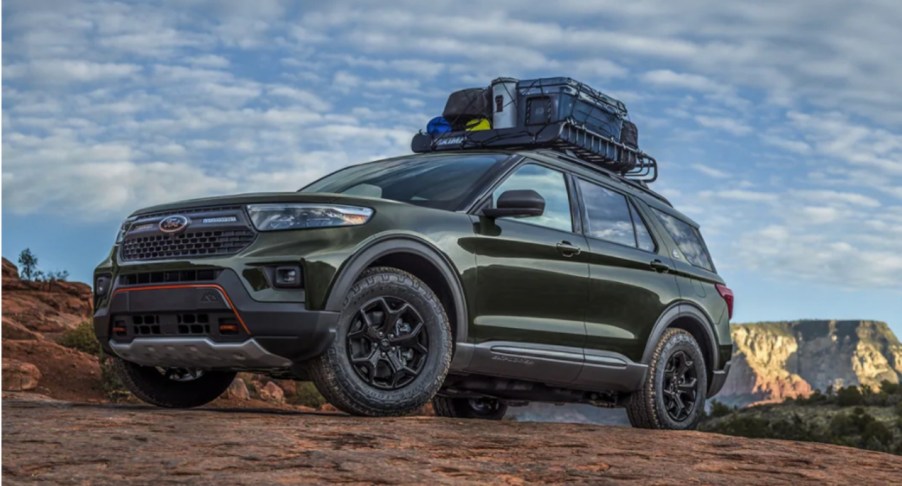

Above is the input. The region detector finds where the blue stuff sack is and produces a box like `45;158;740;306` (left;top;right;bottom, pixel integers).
427;116;452;135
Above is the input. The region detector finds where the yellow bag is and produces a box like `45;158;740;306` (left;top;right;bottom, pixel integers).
465;117;491;131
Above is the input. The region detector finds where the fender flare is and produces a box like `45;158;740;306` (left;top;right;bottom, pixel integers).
642;301;720;370
323;235;469;343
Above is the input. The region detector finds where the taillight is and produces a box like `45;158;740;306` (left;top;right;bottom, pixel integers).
716;283;734;320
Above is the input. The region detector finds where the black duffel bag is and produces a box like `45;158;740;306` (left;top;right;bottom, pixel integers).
443;87;491;130
620;120;638;148
619;120;639;166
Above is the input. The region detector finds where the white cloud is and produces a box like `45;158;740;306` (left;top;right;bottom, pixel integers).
690;163;729;179
704;190;777;203
798;190;881;208
186;55;231;69
694;115;752;136
641;70;726;94
5;60;141;85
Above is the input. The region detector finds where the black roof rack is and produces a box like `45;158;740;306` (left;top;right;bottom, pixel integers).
411;121;658;184
536;149;672;207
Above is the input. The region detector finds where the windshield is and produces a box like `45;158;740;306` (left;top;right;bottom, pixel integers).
300;153;508;210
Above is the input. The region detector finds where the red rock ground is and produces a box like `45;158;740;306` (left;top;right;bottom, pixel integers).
3;395;901;485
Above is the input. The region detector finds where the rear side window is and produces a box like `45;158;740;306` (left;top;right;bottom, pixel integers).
577;179;635;246
653;209;714;271
577;179;656;252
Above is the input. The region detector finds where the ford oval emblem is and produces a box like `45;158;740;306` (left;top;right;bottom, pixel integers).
159;215;190;233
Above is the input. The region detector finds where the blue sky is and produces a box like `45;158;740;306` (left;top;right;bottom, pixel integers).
3;1;901;335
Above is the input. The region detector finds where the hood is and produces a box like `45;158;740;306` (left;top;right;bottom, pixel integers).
129;192;403;217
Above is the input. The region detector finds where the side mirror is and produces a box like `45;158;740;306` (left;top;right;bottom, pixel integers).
482;189;545;218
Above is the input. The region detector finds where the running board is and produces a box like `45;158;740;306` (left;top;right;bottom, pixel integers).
451;341;647;393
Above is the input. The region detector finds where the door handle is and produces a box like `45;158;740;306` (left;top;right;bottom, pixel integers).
556;241;581;257
649;259;672;273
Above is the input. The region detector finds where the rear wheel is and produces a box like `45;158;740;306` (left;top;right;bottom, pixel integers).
626;328;707;430
310;267;453;416
113;358;235;408
433;396;508;420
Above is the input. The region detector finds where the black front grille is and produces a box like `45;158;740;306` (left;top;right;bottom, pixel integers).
119;269;221;286
120;229;255;261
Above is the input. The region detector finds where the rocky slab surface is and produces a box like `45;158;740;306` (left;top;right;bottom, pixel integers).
3;397;901;485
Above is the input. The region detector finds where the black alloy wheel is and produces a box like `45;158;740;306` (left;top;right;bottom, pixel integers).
113;358;235;408
661;350;698;422
433;396;508;420
346;296;429;390
467;398;505;417
625;328;708;429
157;368;205;382
309;267;452;417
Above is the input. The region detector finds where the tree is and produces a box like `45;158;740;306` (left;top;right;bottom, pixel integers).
17;248;38;281
837;386;864;407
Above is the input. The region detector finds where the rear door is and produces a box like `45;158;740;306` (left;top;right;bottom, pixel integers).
575;178;681;362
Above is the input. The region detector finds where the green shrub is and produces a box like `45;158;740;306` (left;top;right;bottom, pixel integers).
288;381;327;409
99;352;130;402
880;380;901;396
708;400;733;418
58;321;101;356
836;386;864;407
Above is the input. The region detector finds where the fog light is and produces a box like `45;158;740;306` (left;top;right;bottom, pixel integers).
274;266;302;288
95;274;111;296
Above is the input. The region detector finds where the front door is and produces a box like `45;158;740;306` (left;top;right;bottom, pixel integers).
472;162;589;353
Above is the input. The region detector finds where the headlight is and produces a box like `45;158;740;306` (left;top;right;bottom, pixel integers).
246;204;374;231
115;217;136;243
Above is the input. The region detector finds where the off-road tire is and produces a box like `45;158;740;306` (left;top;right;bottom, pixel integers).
309;267;453;416
113;358;236;408
626;328;708;430
433;396;508;420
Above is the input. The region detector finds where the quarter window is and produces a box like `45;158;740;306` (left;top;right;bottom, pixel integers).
653;209;715;271
492;164;573;232
631;204;656;252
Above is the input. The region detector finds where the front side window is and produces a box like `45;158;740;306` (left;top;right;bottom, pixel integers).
653;209;714;271
491;163;573;232
300;154;506;210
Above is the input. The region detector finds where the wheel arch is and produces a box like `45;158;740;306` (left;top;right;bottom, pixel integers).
642;302;720;377
323;235;469;344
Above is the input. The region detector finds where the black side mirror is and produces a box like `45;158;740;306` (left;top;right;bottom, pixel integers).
482;189;545;218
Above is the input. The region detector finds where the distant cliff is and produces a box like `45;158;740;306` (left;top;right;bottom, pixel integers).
717;320;902;407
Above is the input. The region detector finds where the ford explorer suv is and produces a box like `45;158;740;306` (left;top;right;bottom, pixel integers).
93;149;733;430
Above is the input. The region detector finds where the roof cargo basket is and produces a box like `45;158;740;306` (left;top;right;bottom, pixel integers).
411;121;658;183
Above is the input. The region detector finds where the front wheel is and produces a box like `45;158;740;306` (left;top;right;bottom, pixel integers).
626;328;708;430
310;267;453;416
113;358;235;408
433;396;508;420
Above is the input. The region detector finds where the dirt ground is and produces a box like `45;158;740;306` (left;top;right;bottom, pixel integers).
3;395;901;485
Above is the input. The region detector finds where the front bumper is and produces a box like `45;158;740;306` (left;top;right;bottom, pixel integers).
94;269;339;370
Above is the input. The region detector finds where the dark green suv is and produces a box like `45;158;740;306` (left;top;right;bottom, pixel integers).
93;149;733;430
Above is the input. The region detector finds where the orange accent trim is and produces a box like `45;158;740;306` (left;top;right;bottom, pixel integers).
111;284;251;335
219;323;239;334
